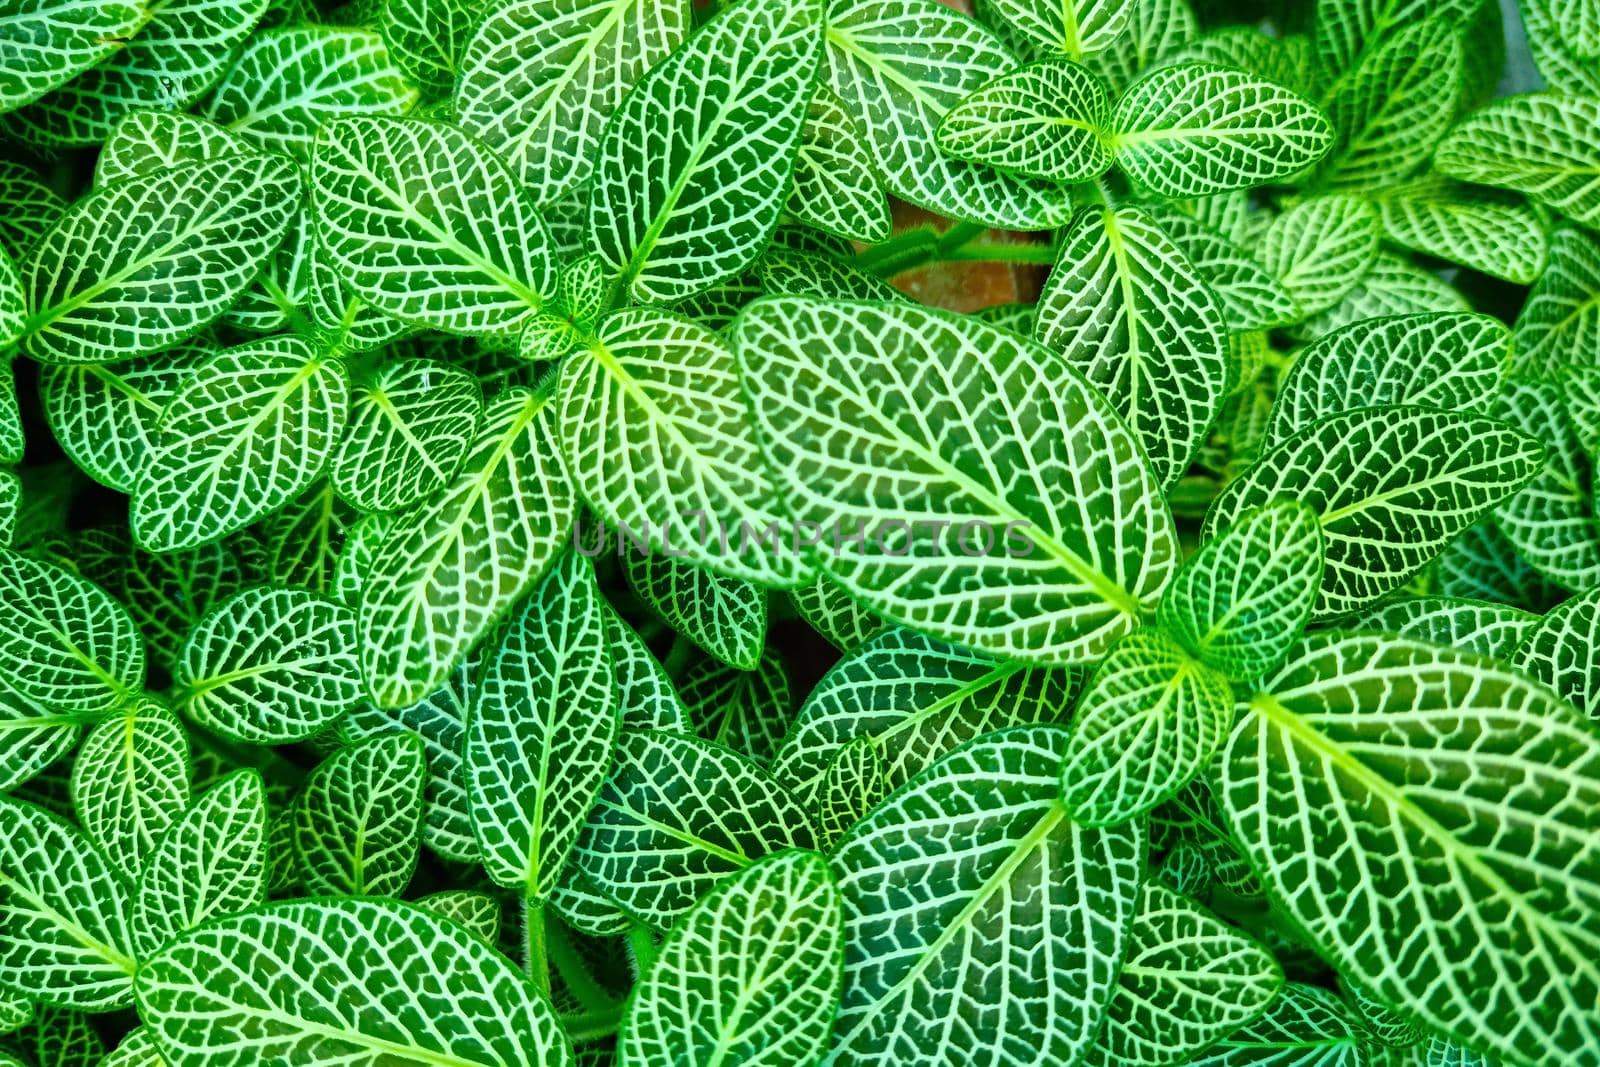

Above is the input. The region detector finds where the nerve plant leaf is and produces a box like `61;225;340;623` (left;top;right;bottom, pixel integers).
1350;595;1539;660
293;733;426;897
1511;586;1600;717
621;550;766;671
789;87;892;244
0;548;142;713
1187;982;1366;1066
982;0;1133;58
38;347;193;494
70;698;190;878
0;0;151;114
1257;194;1381;316
937;60;1114;184
1437;92;1600;228
1512;226;1600;378
1375;178;1549;285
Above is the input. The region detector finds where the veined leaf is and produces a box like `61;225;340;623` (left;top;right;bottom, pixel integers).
1511;586;1600;717
680;649;791;762
1311;0;1479;81
1491;379;1600;590
1081;0;1199;92
789;577;885;652
331;358;483;513
828;727;1143;1067
71;699;190;878
293;733;426;897
549;870;630;937
1188;982;1366;1066
1352;595;1539;660
99;1028;162;1067
203;27;418;160
816;739;889;848
131;770;267;958
0;693;80;793
454;0;690;207
0;549;141;713
1222;633;1600;1067
1436;92;1600;228
618;850;841;1067
136;898;572;1067
0;159;64;260
1036;206;1231;488
937;60;1114;184
39;347;194;494
1082;883;1282;1067
1300;251;1469;336
621;552;766;671
1109;63;1333;198
1512;226;1600;377
1209;407;1542;618
176;587;363;745
1437;519;1567;609
94;111;250;190
823;0;1074;229
752;245;900;302
734;295;1178;664
377;0;478;97
0;0;151;114
18;154;299;365
257;482;349;595
982;0;1131;57
789;87;892;244
605;610;691;735
572;730;815;928
9;1004;105;1067
1266;312;1512;447
132;337;349;553
314;116;557;333
1059;628;1234;824
468;552;617;899
1522;0;1600;96
1376;178;1548;285
1160;501;1324;681
416;890;500;944
1257;195;1381;316
0;796;136;1010
1170;27;1314;96
560;307;806;586
359;386;574;709
0;993;29;1036
1143;205;1299;332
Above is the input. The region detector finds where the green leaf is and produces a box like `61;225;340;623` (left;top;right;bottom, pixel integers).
1171;27;1314;95
982;0;1132;58
789;577;885;652
136;898;572;1067
1159;500;1324;681
605;610;691;734
1300;250;1469;337
1375;177;1548;285
559;307;805;586
99;1028;162;1067
93;111;250;188
203;27;419;160
937;60;1114;184
1082;883;1282;1067
39;347;194;494
1512;226;1600;377
1257;194;1381;316
1188;982;1366;1066
680;648;791;762
0;796;136;1010
1143;204;1299;332
1081;0;1199;92
132;337;349;553
1350;595;1539;660
377;0;478;97
1436;91;1600;228
619;850;841;1065
293;733;426;897
1265;312;1512;447
0;549;142;713
772;626;1074;809
1222;633;1600;1067
1522;0;1600;96
788;87;892;244
70;699;190;877
1311;0;1479;81
828;726;1143;1067
1436;519;1567;609
1490;379;1600;590
1059;628;1234;824
359;387;574;708
816;738;889;848
587;0;821;302
9;1004;104;1067
1511;586;1600;718
18;154;300;365
823;0;1074;229
415;890;500;944
752;245;900;302
131;770;267;958
621;551;766;670
572;730;815;928
468;552;616;899
330;358;483;513
0;160;64;261
314;116;557;333
176;587;363;744
1036;206;1231;488
734;295;1177;663
0;693;80;794
454;0;690;207
0;0;151;114
1208;407;1543;618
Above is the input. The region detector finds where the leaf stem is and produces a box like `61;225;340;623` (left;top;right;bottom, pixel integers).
560;1002;625;1043
546;917;619;1016
626;922;658;977
854;220;1054;276
522;897;550;996
941;242;1058;265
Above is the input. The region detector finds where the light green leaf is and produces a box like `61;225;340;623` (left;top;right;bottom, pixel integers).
132;337;349;553
823;0;1074;229
983;0;1132;58
619;850;841;1067
1375;177;1548;285
1222;633;1600;1067
1350;595;1538;660
1109;63;1332;198
0;159;64;260
0;246;22;345
559;307;806;586
454;0;690;207
0;693;80;793
71;699;190;877
1144;204;1299;332
0;0;151;114
1188;982;1367;1066
1059;628;1234;825
131;770;267;958
377;0;478;97
548;870;630;938
1036;206;1231;488
416;890;500;944
314;116;557;334
293;733;426;897
734;295;1177;664
0;796;136;1010
816;739;889;848
1081;0;1199;92
752;245;901;302
136;898;572;1067
331;358;483;513
1082;883;1282;1067
39;347;194;494
772;626;1075;810
359;386;574;709
587;0;821;302
1436;519;1567;609
1266;312;1511;447
622;552;766;671
1436;92;1600;228
1311;0;1479;81
1490;379;1600;590
1160;500;1324;681
1522;0;1600;96
0;993;31;1036
572;730;815;928
175;587;363;744
468;552;616;899
18;154;299;365
828;726;1143;1067
680;648;791;762
203;27;419;160
789;87;892;244
1512;586;1600;718
605;610;691;734
93;111;250;188
1299;251;1469;337
100;1028;163;1067
1171;27;1314;95
1257;194;1381;316
305;225;414;353
789;577;885;652
1512;226;1600;377
1209;407;1543;618
937;60;1113;184
0;549;142;713
256;482;349;595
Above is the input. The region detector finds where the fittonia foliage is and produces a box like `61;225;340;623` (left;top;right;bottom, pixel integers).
0;0;1594;1063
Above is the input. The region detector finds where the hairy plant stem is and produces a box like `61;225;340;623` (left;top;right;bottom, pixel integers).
522;897;550;996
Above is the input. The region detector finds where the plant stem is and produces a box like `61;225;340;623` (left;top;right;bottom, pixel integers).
561;1002;625;1043
626;922;658;977
942;241;1058;265
546;918;618;1016
522;897;550;996
853;219;1053;276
